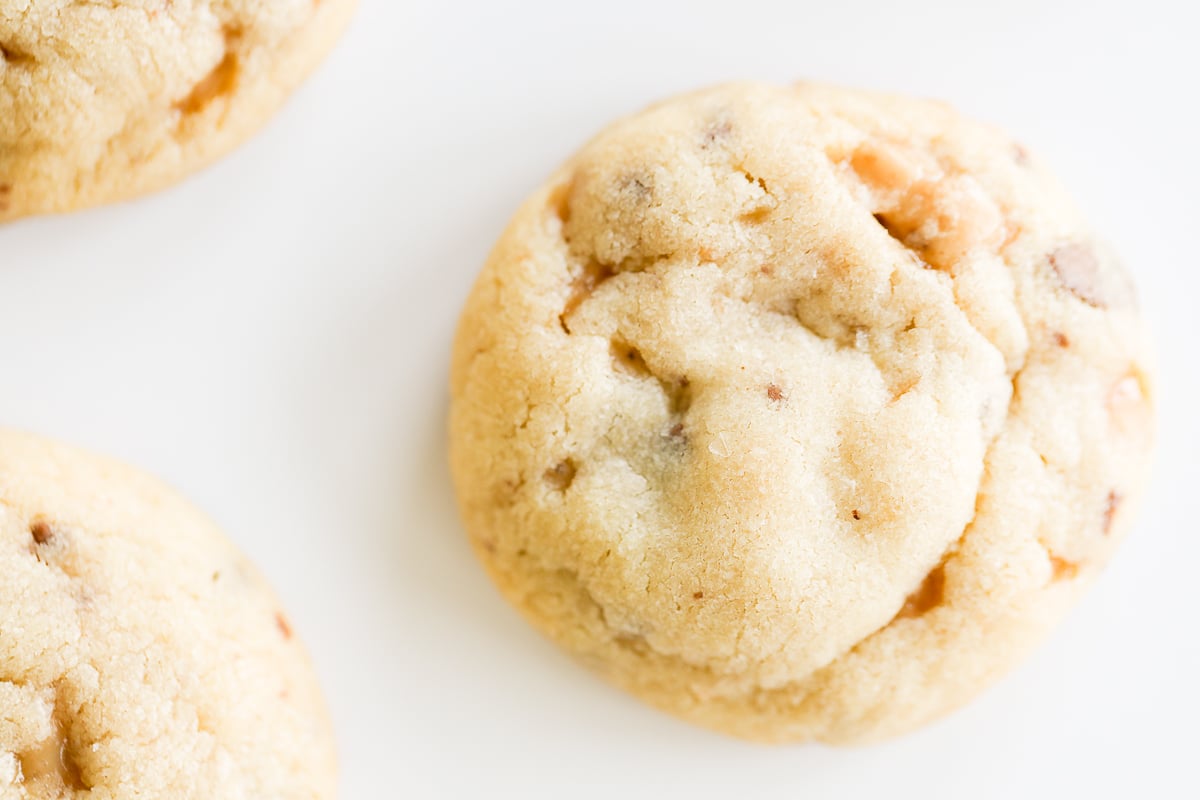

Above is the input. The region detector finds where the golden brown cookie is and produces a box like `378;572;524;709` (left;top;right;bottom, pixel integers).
0;429;336;795
448;82;1155;744
0;0;355;220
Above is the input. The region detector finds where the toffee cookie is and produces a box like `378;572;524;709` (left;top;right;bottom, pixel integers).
448;82;1155;743
0;429;336;795
0;0;355;220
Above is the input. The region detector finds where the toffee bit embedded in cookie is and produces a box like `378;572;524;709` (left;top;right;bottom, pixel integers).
18;721;85;790
30;519;54;545
1103;491;1122;534
896;564;946;619
668;377;693;416
1048;243;1106;307
544;460;577;491
450;82;1155;745
276;613;294;640
1106;372;1152;439
0;41;33;65
741;205;772;225
175;25;243;117
850;141;920;192
1047;553;1079;581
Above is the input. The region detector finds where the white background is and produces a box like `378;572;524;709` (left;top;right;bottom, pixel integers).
1;0;1197;797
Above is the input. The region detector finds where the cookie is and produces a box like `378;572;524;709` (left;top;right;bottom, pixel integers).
448;82;1155;744
0;429;336;795
0;0;355;221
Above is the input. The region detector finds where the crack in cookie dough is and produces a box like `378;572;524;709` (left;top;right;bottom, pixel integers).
450;82;1156;744
0;0;356;221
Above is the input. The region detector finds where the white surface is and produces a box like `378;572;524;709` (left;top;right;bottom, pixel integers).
1;0;1197;796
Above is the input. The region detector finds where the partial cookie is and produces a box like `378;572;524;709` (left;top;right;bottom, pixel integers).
0;0;356;220
449;82;1155;743
0;429;336;796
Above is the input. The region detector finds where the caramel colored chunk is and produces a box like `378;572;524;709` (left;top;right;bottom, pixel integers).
897;564;946;619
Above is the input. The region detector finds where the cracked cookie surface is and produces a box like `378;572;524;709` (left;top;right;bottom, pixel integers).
0;0;356;221
0;429;336;797
448;82;1156;744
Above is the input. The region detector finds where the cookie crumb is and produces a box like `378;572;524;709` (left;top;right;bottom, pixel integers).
766;384;784;402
